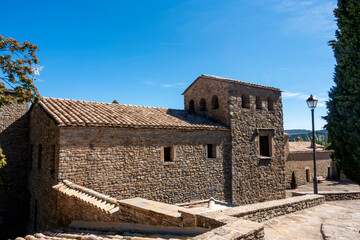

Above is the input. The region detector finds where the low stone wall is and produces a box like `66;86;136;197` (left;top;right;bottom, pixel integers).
52;181;326;240
195;195;324;226
54;182;122;227
293;191;360;201
117;198;183;227
54;181;186;228
181;195;325;239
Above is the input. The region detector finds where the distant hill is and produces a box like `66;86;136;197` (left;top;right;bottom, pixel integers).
285;129;328;145
285;129;311;135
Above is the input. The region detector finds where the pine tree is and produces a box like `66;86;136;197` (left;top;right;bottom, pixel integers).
325;0;360;184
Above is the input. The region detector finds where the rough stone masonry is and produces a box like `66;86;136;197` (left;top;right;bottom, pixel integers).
1;75;287;235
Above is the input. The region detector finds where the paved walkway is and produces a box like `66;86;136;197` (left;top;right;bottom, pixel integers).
264;200;360;240
286;180;360;198
290;180;359;193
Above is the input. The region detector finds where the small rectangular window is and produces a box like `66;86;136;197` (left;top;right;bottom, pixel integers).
34;199;38;231
259;136;270;157
207;144;217;158
38;144;42;169
163;147;173;162
50;145;56;176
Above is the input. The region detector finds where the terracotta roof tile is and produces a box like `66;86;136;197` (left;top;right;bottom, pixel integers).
289;142;330;152
39;97;227;130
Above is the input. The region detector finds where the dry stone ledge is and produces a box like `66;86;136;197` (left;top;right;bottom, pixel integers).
53;181;119;215
191;195;325;239
293;191;360;201
62;180;118;205
196;194;324;224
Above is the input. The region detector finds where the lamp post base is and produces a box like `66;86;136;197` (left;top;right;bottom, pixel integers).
313;177;318;194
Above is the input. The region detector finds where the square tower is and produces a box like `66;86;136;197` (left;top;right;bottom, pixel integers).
183;75;285;204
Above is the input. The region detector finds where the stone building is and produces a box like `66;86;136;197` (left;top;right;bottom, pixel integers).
0;90;30;239
0;74;286;236
284;134;335;186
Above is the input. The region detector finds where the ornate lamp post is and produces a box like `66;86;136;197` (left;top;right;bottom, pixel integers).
306;94;318;194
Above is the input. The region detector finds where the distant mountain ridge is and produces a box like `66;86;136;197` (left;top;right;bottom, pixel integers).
285;129;328;145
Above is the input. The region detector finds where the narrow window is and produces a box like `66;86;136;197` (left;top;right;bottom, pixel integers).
163;147;173;162
306;169;310;182
34;200;38;231
200;98;207;111
38;144;42;169
256;96;262;109
268;97;274;111
207;144;217;158
241;95;250;108
50;145;56;176
29;144;33;170
211;95;219;109
259;136;270;157
189;100;195;113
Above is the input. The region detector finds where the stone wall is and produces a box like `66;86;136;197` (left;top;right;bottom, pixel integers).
184;77;286;205
183;77;231;126
229;84;285;205
0;92;30;239
57;126;231;204
285;151;333;186
28;104;60;232
55;183;121;227
293;191;360;201
195;195;324;227
189;195;324;240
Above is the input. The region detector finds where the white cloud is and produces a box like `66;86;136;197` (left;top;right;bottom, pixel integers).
283;91;308;99
283;91;301;98
266;0;337;35
283;90;328;107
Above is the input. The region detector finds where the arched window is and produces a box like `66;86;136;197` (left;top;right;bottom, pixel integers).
256;96;262;109
241;94;250;108
189;100;195;112
267;97;274;111
211;95;219;109
200;98;207;111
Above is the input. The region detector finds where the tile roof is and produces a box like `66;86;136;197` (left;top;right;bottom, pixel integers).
182;74;281;95
39;97;227;130
289;142;331;152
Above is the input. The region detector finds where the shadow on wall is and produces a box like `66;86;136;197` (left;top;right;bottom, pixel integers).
165;109;225;126
0;113;30;239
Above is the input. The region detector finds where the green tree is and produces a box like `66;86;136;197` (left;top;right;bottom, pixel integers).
0;36;41;107
325;0;360;184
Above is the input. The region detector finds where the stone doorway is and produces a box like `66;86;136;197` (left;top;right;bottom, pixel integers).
306;169;310;182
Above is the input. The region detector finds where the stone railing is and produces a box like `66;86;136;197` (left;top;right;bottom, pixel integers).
116;197;184;227
293;191;360;201
53;180;124;229
53;181;325;240
182;195;325;240
62;180;118;205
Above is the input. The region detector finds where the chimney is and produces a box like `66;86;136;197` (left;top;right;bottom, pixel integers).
112;100;119;104
295;137;301;142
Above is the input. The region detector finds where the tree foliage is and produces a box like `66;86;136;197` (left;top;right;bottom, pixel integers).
0;36;40;107
325;0;360;184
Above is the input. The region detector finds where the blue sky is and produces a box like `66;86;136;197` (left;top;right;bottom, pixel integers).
2;0;337;130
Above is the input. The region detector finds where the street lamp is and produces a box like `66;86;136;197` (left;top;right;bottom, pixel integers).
306;94;318;194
